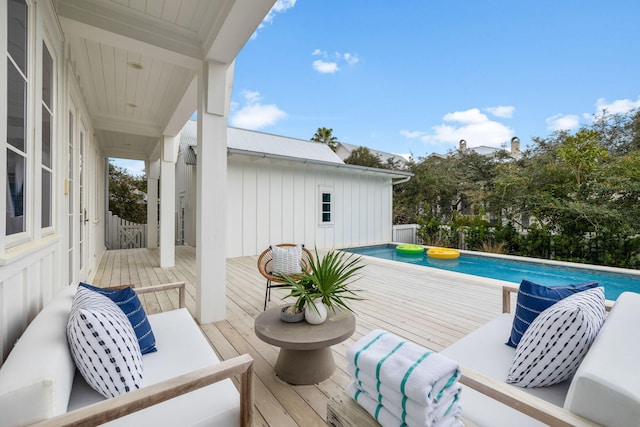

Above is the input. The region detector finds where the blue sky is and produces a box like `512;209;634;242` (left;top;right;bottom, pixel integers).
229;0;640;158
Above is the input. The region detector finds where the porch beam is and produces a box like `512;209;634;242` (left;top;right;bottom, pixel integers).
204;0;276;63
93;114;162;138
58;14;201;70
164;77;197;138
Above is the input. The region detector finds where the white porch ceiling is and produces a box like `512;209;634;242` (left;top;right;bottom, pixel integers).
54;0;275;160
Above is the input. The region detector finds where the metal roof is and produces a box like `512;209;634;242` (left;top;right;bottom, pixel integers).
180;121;344;165
178;121;412;182
227;127;344;164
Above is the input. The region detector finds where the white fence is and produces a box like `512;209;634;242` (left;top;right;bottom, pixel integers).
107;211;147;249
392;224;422;244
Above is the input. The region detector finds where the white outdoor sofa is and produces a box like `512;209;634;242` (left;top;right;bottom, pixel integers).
0;282;253;427
440;284;639;427
328;285;640;427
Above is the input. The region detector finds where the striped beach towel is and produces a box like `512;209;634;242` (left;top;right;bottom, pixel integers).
349;367;461;426
347;330;461;405
348;382;463;427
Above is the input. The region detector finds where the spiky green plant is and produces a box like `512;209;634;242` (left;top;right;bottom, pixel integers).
276;248;364;314
481;240;506;254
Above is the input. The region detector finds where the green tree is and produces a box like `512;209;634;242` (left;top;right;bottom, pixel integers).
556;129;607;187
311;127;339;151
344;146;384;168
393;155;460;224
395;110;640;268
108;162;147;224
591;108;640;155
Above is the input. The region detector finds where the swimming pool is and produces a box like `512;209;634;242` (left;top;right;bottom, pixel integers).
343;244;640;300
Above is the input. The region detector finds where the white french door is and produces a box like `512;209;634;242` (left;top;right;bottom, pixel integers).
67;105;75;285
79;123;86;279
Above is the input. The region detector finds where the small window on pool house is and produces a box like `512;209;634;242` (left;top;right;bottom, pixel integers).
319;187;333;225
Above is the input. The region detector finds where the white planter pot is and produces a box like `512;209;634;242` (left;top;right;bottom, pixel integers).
305;298;328;324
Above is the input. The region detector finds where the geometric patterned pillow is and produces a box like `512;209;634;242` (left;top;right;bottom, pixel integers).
506;287;605;388
79;282;157;354
67;287;143;398
271;244;303;275
506;279;599;348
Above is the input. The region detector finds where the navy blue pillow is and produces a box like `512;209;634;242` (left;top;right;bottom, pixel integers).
506;279;598;348
79;282;157;354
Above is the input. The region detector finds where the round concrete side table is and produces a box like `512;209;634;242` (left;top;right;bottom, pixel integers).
254;304;356;385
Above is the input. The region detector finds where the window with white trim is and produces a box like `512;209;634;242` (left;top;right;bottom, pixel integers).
6;0;29;236
319;187;333;225
41;41;53;229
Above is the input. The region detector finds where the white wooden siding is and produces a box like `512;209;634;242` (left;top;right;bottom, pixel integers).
0;241;59;360
226;157;393;257
175;148;196;246
0;0;106;364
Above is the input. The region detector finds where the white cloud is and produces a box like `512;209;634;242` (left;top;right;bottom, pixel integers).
264;0;297;22
311;50;359;73
409;108;514;151
344;52;360;65
595;96;640;114
546;113;580;131
312;60;339;74
230;90;286;130
443;108;488;125
485;105;515;119
241;90;261;104
400;130;424;139
252;0;297;38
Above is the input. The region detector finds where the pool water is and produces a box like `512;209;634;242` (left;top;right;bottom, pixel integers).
344;244;640;300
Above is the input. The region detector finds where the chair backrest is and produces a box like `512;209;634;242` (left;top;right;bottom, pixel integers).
257;244;313;283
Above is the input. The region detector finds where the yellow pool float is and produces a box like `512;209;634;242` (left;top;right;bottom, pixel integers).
427;247;460;259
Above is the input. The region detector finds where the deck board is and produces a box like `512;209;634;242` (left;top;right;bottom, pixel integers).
93;246;511;426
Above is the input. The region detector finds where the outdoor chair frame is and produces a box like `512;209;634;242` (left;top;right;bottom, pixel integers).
257;244;313;310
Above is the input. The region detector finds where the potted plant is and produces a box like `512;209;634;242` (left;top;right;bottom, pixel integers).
279;280;314;323
277;248;364;324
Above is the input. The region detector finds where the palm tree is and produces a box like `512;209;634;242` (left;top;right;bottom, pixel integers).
311;127;339;152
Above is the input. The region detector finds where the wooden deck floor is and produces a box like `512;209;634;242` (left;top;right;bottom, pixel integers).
92;246;511;426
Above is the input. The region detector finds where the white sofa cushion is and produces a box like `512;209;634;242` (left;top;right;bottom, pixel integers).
67;287;144;398
441;314;571;427
564;291;640;427
507;287;605;387
0;285;77;427
68;308;241;426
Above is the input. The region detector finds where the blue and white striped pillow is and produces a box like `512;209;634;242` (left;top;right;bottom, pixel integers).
80;282;156;354
507;286;605;387
67;287;143;398
506;279;598;348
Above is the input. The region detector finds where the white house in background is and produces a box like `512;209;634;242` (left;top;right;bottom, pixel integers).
176;122;413;257
335;141;409;168
1;0;276;364
457;137;521;159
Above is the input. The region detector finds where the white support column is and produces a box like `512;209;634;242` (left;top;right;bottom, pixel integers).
159;136;176;267
147;156;160;249
147;177;158;249
196;60;230;323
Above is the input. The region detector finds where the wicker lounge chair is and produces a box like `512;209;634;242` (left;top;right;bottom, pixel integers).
257;244;313;310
